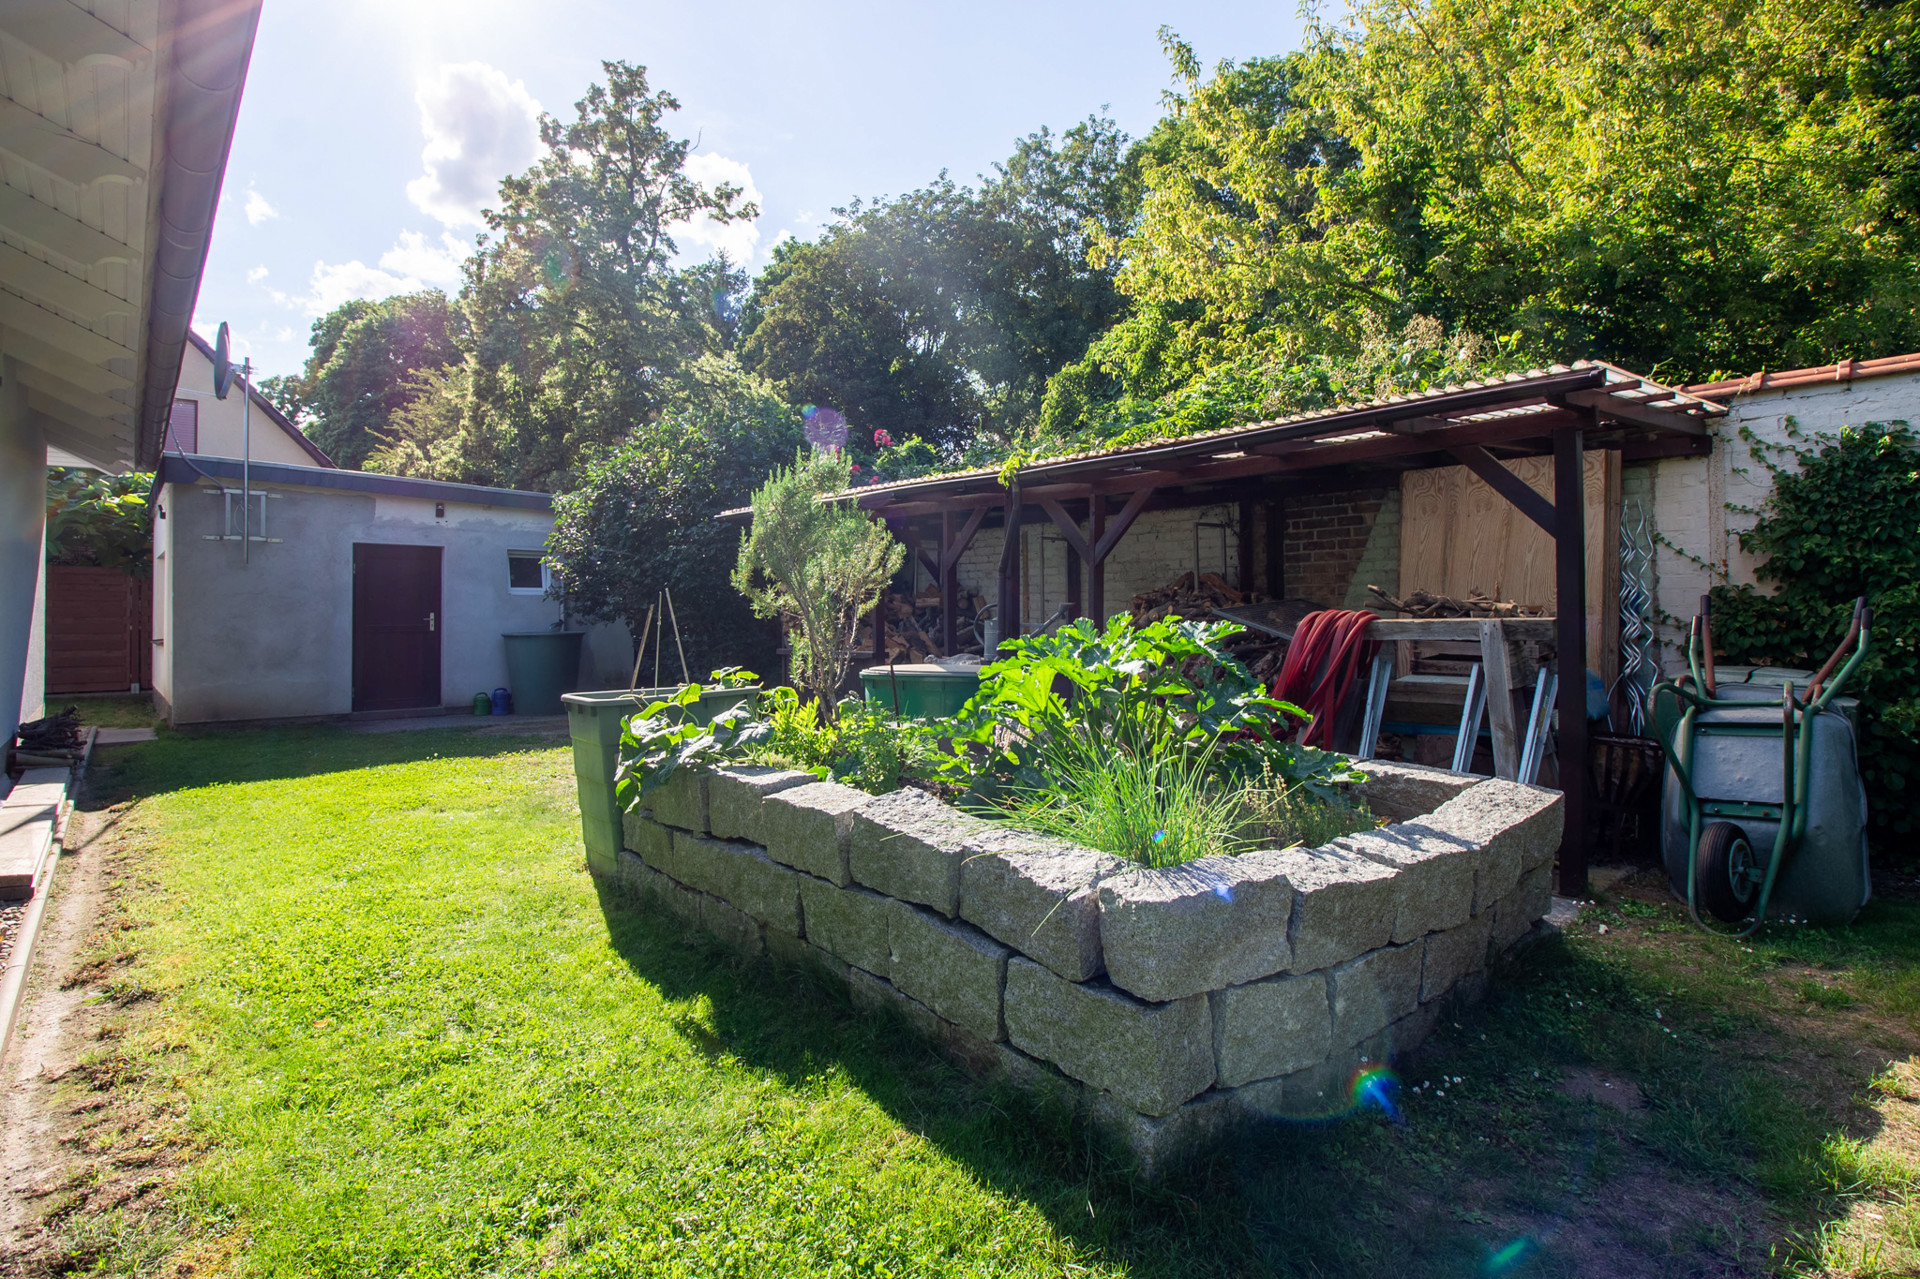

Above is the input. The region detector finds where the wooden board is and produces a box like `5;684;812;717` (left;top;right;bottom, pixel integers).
1398;451;1620;684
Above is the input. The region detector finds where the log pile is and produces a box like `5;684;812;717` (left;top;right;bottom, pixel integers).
1129;571;1250;625
10;707;84;769
852;587;988;662
1366;585;1545;619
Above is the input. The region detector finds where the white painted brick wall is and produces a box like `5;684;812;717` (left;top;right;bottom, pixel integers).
950;505;1245;628
1646;370;1920;672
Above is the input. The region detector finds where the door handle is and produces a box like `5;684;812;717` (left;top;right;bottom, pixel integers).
427;612;436;632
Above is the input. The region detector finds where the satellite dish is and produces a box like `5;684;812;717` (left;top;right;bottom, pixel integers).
212;322;235;400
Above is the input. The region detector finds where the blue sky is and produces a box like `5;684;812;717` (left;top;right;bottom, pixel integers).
196;0;1310;379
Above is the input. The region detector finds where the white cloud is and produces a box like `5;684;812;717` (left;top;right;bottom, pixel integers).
244;186;278;226
675;152;763;264
246;264;270;284
379;229;469;286
274;258;422;317
405;62;542;227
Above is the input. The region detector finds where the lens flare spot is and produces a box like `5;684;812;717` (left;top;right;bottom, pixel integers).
1350;1065;1402;1123
1484;1237;1538;1275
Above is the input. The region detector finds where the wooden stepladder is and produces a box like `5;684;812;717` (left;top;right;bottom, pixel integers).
1354;618;1559;784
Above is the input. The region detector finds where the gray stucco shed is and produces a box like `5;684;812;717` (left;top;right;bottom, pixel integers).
150;456;629;725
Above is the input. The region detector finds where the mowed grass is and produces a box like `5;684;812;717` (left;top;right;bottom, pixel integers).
43;728;1920;1277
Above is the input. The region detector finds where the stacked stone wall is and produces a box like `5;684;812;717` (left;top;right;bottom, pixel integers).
591;758;1560;1174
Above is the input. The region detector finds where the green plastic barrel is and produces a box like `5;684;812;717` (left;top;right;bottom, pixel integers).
858;663;982;720
562;686;761;869
502;631;586;716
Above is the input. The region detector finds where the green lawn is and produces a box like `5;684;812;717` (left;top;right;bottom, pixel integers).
42;728;1920;1277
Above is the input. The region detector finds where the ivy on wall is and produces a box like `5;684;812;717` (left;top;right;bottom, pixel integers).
1708;423;1920;847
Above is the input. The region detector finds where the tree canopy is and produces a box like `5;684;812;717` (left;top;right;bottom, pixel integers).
266;292;461;470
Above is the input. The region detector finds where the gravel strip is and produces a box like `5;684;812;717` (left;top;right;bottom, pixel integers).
0;902;29;971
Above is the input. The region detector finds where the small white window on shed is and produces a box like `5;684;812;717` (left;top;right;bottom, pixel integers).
507;551;549;594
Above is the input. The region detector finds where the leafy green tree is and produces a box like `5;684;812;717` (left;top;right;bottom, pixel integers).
422;60;755;492
45;468;151;576
731;449;904;714
272;292;462;469
1100;10;1920;397
740;116;1140;458
544;358;804;677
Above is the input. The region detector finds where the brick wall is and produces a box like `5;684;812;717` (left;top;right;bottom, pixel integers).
1284;487;1395;608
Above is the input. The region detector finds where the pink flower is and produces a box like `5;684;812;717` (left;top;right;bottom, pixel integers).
874;429;894;448
851;463;861;472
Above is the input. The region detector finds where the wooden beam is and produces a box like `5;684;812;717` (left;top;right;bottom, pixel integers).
1449;444;1557;534
1038;498;1091;562
0;321;132;395
1237;501;1255;594
0;243;134;321
0;99;145;184
940;509;959;654
1563;387;1710;435
940;504;988;572
997;484;1023;641
1553;421;1590;897
1089;496;1106;622
1366;618;1556;643
1092;486;1153;564
891;522;939;582
16;366;131;424
0;289;133;363
1480;619;1521;779
31;409;130;466
0;184;131;265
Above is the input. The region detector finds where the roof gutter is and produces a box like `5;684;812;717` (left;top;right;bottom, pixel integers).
136;0;263;470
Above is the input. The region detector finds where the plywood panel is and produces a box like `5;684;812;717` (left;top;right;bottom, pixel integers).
1397;451;1621;682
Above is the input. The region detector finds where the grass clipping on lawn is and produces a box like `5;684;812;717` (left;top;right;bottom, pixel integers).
28;725;1920;1278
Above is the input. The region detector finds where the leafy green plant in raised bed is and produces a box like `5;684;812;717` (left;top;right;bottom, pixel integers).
617;682;943;806
943;614;1371;864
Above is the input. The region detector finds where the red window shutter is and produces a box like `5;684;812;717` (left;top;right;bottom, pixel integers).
167;398;198;453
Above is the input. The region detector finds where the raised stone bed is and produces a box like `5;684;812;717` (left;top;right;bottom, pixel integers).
590;758;1560;1174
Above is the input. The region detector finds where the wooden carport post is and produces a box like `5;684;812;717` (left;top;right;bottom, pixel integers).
997;484;1023;642
1553;417;1590;898
938;506;988;653
1447;427;1589;896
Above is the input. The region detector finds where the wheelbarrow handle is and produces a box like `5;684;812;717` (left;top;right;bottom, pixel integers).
1695;594;1718;697
1807;595;1870;703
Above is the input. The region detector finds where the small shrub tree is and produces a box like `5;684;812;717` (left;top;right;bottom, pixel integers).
731;449;904;714
545;357;802;678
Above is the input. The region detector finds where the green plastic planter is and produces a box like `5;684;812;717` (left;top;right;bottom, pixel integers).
502;631;586;716
563;685;761;867
858;663;983;720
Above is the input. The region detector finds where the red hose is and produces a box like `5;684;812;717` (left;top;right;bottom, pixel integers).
1271;609;1379;749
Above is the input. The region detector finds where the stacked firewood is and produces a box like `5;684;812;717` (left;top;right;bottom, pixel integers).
1129;571;1251;625
852;587;989;662
1126;571;1291;681
1366;585;1545;619
10;707;83;770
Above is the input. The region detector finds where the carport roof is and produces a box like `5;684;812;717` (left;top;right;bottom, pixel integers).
835;361;1723;518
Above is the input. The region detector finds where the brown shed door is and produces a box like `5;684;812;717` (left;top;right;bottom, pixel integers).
352;544;442;712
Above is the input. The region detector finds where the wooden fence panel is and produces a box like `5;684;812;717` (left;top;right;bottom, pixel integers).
46;566;145;694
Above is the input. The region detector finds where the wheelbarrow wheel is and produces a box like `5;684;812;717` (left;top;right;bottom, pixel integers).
1696;821;1761;923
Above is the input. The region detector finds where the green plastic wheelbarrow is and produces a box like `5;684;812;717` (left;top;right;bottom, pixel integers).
1650;595;1872;933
